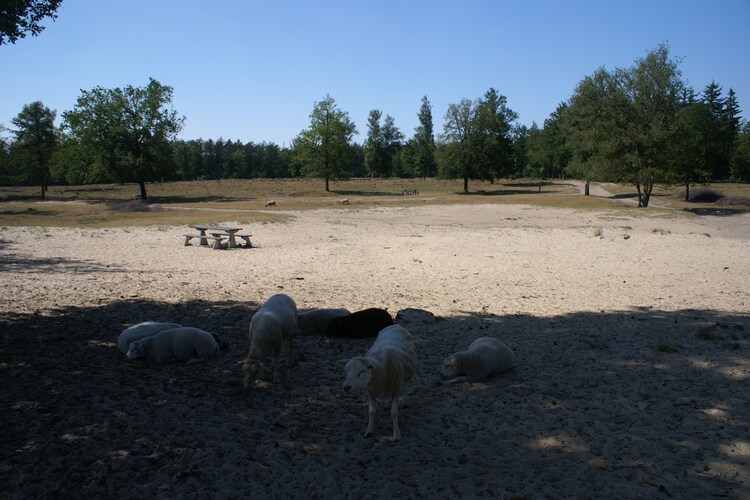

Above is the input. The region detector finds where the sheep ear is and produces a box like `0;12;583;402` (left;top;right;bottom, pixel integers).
365;359;374;369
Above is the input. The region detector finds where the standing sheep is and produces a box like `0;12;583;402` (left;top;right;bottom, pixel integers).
126;327;220;363
297;308;351;334
242;294;298;390
441;336;514;384
342;324;417;441
326;308;393;339
117;321;182;354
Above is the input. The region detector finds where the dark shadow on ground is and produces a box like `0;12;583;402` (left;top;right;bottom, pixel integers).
330;190;403;197
1;301;748;497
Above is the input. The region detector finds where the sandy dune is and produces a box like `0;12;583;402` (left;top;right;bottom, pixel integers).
1;201;749;498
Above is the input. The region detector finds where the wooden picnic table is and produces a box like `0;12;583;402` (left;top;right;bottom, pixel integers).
184;225;252;249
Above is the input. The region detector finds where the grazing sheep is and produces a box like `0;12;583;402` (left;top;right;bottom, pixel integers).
242;294;298;390
342;324;417;441
117;321;182;354
265;200;276;207
338;198;350;205
126;327;220;363
326;308;393;339
297;308;351;334
441;336;514;384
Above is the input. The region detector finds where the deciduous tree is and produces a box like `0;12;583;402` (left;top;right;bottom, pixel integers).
0;0;62;45
62;78;184;199
10;101;57;199
292;95;357;191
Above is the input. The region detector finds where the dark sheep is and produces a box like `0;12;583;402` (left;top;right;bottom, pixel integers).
325;308;394;339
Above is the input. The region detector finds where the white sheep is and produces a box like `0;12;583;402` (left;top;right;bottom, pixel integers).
242;294;298;390
338;198;349;205
297;308;350;334
441;336;514;384
342;324;417;441
265;200;276;207
117;321;182;354
126;327;219;363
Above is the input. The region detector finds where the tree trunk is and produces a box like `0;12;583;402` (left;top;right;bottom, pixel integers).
684;183;690;202
463;176;469;193
40;173;46;200
325;176;330;192
635;182;643;207
138;181;148;200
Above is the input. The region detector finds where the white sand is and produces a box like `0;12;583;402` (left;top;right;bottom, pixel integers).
1;202;749;498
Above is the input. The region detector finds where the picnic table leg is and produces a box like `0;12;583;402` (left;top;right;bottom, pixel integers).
228;233;238;248
199;229;208;246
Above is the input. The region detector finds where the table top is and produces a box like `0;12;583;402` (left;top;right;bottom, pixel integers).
192;225;241;232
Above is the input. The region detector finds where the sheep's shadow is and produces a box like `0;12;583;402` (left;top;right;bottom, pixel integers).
1;301;748;498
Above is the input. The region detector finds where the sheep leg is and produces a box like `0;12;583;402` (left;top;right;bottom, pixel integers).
442;375;480;385
366;394;377;437
390;397;401;441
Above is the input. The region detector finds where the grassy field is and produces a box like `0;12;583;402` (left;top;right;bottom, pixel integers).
0;178;747;227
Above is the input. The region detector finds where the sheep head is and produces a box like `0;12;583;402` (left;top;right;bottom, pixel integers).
440;355;458;379
242;358;266;390
343;357;373;394
126;340;145;359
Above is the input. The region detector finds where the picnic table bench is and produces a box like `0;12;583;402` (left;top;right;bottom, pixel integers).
402;188;419;196
183;225;252;249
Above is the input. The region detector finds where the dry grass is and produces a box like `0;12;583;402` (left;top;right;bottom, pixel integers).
0;178;747;227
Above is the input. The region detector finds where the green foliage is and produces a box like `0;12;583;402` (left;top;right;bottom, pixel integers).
732;121;750;182
0;0;62;45
292;95;357;191
61;78;184;199
409;96;437;178
9;101;58;198
440;89;517;192
365;110;403;178
566;44;684;206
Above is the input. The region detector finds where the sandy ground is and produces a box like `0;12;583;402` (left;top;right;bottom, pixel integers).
1;195;750;499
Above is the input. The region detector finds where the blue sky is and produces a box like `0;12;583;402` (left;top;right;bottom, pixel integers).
2;0;749;146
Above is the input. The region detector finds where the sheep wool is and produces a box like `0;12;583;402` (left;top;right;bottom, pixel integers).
243;294;298;389
297;308;350;334
117;321;182;354
127;327;219;363
441;336;514;384
343;324;417;441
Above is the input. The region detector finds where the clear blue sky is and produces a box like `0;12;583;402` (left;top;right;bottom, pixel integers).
2;0;749;146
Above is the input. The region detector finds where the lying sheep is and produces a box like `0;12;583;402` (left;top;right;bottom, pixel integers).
242;293;298;390
126;327;220;363
117;321;182;354
265;200;276;207
297;308;351;334
342;324;417;441
326;308;393;339
441;336;514;384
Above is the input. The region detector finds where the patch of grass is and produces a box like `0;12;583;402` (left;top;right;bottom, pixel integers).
593;227;603;237
695;327;717;340
655;343;680;353
652;228;671;235
688;189;723;203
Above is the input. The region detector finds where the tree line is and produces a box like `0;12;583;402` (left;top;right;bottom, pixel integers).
1;44;748;202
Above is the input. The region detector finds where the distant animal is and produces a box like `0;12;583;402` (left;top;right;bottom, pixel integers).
342;324;417;441
297;308;351;334
265;200;276;207
325;308;393;339
338;198;350;205
242;294;298;390
441;336;514;384
126;327;220;364
117;321;182;354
